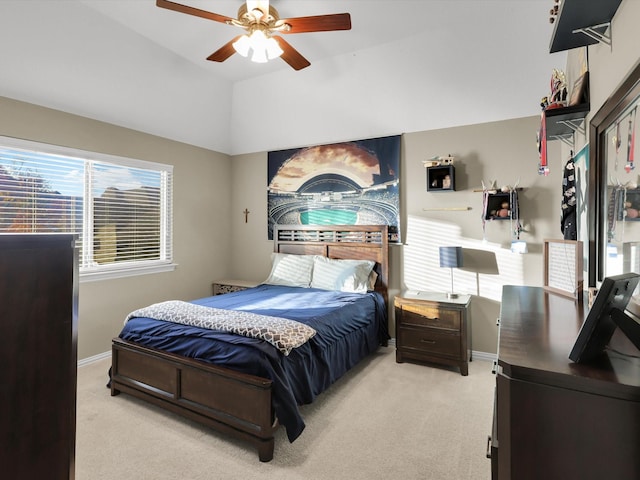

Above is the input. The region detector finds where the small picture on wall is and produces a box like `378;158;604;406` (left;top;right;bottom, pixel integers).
267;135;401;242
569;71;589;106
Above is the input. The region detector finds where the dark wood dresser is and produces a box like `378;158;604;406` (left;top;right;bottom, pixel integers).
489;286;640;480
0;235;79;479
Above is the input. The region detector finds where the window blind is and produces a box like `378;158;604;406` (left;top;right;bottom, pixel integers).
0;137;173;278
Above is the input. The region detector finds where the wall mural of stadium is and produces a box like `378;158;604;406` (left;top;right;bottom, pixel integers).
267;134;401;242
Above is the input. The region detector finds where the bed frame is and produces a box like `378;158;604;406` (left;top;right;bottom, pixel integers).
110;224;389;462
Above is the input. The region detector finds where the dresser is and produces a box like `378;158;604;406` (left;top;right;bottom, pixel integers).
490;286;640;480
0;234;79;479
394;291;471;375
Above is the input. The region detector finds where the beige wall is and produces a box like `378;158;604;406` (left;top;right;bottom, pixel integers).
228;118;563;354
0;96;232;359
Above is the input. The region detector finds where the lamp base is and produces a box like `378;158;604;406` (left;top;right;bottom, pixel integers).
447;292;459;299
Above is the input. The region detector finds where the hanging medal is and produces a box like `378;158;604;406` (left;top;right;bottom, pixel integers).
614;120;621;171
624;106;637;173
538;112;549;175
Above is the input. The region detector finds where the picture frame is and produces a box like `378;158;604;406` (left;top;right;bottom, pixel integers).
569;71;589;106
543;239;584;299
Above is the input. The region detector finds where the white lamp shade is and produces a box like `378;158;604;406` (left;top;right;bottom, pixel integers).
265;37;283;59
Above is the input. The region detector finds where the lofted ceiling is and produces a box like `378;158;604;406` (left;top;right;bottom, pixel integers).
0;1;567;154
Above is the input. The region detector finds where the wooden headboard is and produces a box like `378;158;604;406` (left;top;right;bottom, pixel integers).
274;224;389;302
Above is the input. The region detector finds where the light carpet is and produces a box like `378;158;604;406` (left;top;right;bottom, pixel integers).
76;347;494;479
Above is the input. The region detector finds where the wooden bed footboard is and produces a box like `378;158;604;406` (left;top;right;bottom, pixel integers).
110;337;276;462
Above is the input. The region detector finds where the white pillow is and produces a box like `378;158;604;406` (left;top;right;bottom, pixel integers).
264;253;315;288
310;256;375;293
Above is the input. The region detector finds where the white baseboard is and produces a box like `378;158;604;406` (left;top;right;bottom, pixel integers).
472;350;497;362
78;350;111;367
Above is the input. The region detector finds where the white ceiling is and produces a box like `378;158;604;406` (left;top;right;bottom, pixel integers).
0;0;567;155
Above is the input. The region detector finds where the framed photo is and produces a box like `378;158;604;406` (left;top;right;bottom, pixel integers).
569;71;589;106
544;239;584;299
267;135;401;243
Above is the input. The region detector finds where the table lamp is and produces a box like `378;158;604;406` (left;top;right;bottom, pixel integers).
439;246;463;299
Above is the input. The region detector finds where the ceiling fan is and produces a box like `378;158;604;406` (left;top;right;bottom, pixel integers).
156;0;352;70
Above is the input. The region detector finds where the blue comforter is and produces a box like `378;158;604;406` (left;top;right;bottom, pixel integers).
118;284;389;442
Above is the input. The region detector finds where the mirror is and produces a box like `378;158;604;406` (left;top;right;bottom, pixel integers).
589;62;640;288
602;101;640;277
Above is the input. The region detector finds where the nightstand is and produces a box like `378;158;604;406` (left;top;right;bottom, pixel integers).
394;290;471;376
212;279;259;295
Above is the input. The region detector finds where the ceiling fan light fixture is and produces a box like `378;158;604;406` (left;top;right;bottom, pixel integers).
251;47;268;63
265;37;283;59
156;0;350;70
232;34;251;57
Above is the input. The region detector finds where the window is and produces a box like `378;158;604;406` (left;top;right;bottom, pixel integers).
0;136;173;281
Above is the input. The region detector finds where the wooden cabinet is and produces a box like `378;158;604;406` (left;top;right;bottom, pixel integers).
0;234;78;480
394;291;471;375
212;279;259;295
490;286;640;480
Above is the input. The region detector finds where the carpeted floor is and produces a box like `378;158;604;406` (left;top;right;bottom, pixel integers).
76;347;494;479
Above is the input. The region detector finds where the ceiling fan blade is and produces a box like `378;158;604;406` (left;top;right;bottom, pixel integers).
280;13;351;34
206;36;243;62
156;0;233;24
273;36;310;71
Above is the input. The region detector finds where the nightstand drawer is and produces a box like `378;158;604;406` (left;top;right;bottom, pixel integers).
398;327;461;357
399;304;461;330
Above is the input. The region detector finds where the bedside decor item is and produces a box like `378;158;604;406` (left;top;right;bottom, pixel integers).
439;246;463;299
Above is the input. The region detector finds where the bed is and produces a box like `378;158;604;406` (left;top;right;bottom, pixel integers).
110;224;390;462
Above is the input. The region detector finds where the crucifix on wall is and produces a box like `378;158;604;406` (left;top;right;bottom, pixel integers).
243;208;250;223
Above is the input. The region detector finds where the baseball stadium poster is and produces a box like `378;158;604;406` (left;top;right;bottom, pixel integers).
267;134;401;242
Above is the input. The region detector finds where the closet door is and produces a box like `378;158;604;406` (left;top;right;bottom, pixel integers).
0;234;78;480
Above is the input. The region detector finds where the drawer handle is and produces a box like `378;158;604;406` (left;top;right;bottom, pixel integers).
420;339;436;344
427;317;439;322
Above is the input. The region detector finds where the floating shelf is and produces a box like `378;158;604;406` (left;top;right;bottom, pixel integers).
484;191;520;221
549;0;623;53
545;102;590;141
426;165;455;192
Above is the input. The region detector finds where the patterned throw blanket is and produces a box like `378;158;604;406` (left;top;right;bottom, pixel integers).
125;300;316;355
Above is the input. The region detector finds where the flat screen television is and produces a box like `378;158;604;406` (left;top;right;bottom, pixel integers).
569;272;640;363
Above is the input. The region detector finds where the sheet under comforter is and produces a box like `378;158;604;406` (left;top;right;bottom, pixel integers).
118;284;389;442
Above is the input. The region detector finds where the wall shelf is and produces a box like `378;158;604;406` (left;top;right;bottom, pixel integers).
545;102;590;143
549;0;623;53
426;165;455;192
484;191;519;221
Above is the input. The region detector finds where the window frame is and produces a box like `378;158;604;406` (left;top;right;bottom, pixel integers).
0;136;175;282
